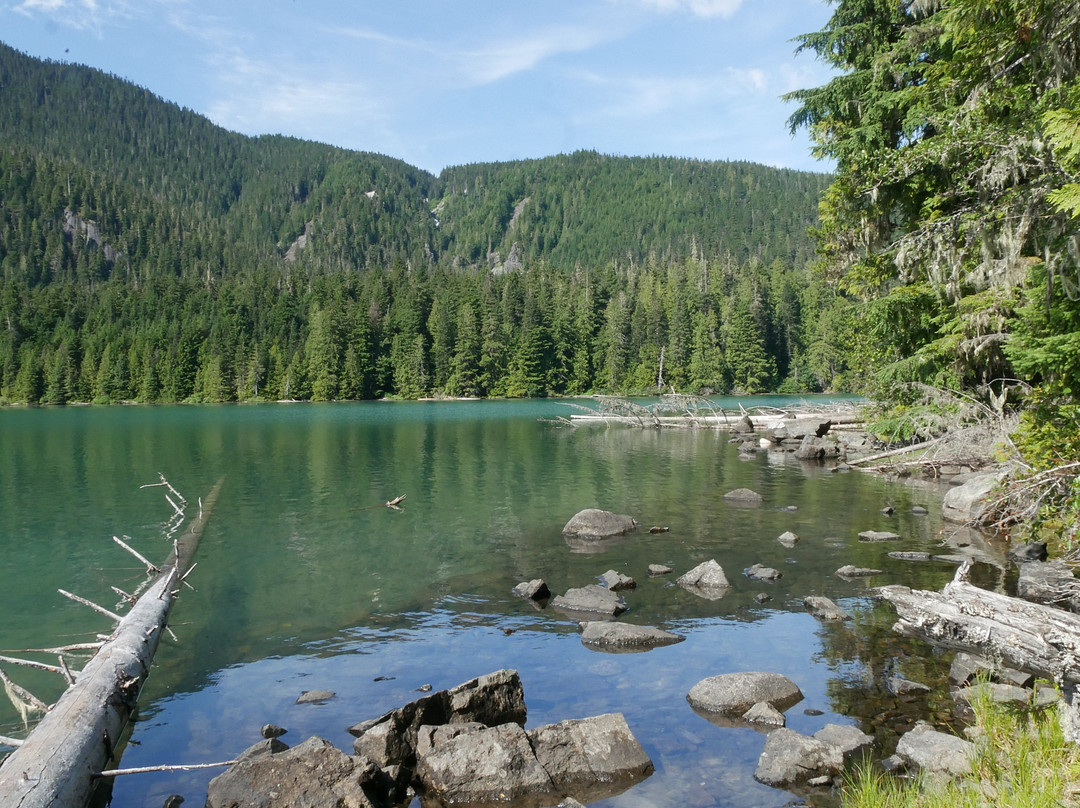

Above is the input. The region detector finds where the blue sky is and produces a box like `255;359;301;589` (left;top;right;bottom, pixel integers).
1;0;836;176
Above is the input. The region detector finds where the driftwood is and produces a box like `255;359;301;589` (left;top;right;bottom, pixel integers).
0;478;223;808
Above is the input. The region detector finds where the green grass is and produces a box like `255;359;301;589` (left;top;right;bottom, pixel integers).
841;687;1080;808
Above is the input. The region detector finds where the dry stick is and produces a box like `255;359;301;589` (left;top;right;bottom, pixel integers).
57;656;75;687
113;536;160;574
0;643;101;655
0;655;69;678
845;436;945;467
0;735;23;748
57;590;123;624
95;759;237;778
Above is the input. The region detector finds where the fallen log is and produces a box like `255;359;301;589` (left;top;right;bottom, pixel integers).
877;559;1080;742
0;477;223;808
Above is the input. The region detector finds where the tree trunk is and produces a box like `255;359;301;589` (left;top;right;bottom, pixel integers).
0;478;223;808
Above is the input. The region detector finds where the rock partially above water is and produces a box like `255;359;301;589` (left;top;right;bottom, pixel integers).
580;621;684;651
777;531;800;548
858;530;901;542
676;560;731;599
754;728;843;788
562;509;638;538
804;596;850;621
745;564;782;582
295;689;335;705
600;569;637;591
647;563;673;576
687;672;803;716
551;584;628;617
835;565;883;578
942;472;1002;524
512;578;551;601
723;488;763;504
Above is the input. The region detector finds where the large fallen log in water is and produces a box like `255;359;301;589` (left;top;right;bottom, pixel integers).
876;559;1080;741
0;478;223;808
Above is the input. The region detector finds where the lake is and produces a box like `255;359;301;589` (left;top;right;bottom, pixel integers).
0;398;1001;807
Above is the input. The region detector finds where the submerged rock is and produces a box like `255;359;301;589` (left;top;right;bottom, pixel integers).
562;509;638;538
858;530;901;542
835;565;883;578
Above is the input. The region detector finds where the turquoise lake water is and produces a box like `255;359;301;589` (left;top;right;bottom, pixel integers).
0;398;999;807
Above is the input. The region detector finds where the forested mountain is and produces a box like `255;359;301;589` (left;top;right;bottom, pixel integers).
0;41;839;403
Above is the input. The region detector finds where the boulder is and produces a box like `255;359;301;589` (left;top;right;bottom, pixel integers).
580;621;684;651
745;564;782;582
528;713;654;793
770;419;833;441
599;569;637;591
512;579;551;601
835;565;883;578
415;723;555;804
676;560;731;599
206;736;389;808
895;723;975;777
348;669;526;767
813;723;874;760
742;701;786;727
723;488;763;504
941;472;1002;524
777;531;800;548
804;596;850;621
550;584;628;617
562;509;637;538
754;728;843;788
858;530;901;542
687;672;803;716
794;435;840;460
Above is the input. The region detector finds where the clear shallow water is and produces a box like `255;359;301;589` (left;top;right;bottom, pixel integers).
0;398;999;807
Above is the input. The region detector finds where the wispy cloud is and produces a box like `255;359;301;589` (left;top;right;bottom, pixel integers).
619;0;745;19
15;0;102;32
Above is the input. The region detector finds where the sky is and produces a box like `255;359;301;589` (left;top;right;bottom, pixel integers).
0;0;837;176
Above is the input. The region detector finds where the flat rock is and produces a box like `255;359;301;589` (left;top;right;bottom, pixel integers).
835;565;883;578
858;530;901;542
954;682;1047;707
550;584;628;617
207;736;387;808
723;488;763;503
895;723;975;777
687;672;803;715
813;723;874;759
580;621;684;651
295;689;335;705
745;564;782;582
562;509;638;538
777;531;800;548
888;551;932;562
754;728;843;788
676;560;731;599
599;569;637;591
803;596;850;621
512;579;551;601
887;676;931;697
942;471;1002;524
647;564;673;576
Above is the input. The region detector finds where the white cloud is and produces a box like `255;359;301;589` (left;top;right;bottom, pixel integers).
455;26;612;86
14;0;101;31
627;0;744;19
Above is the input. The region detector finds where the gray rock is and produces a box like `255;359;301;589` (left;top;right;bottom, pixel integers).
236;738;288;762
942;471;1003;524
754;728;843;788
742;701;786;727
948;652;1033;689
754;592;772;604
732;414;755;434
745;564;783;582
895;722;975;777
813;723;874;760
600;569;637;591
858;530;901;542
528;713;654;793
550;584;628;617
777;531;800;548
804;596;850;621
260;723;287;740
348;669;526;767
835;565;883;578
687;672;803;715
954;682;1035;707
295;689;335;705
888;551;932;562
580;621;684;651
416;722;556;804
647;563;673;576
770;419;833;441
912;506;929;515
206;736;388;808
723;488;763;503
676;560;731;599
1018;560;1080;612
795;435;840;460
887;676;931;697
1009;542;1049;563
512;578;551;601
562;509;638;538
